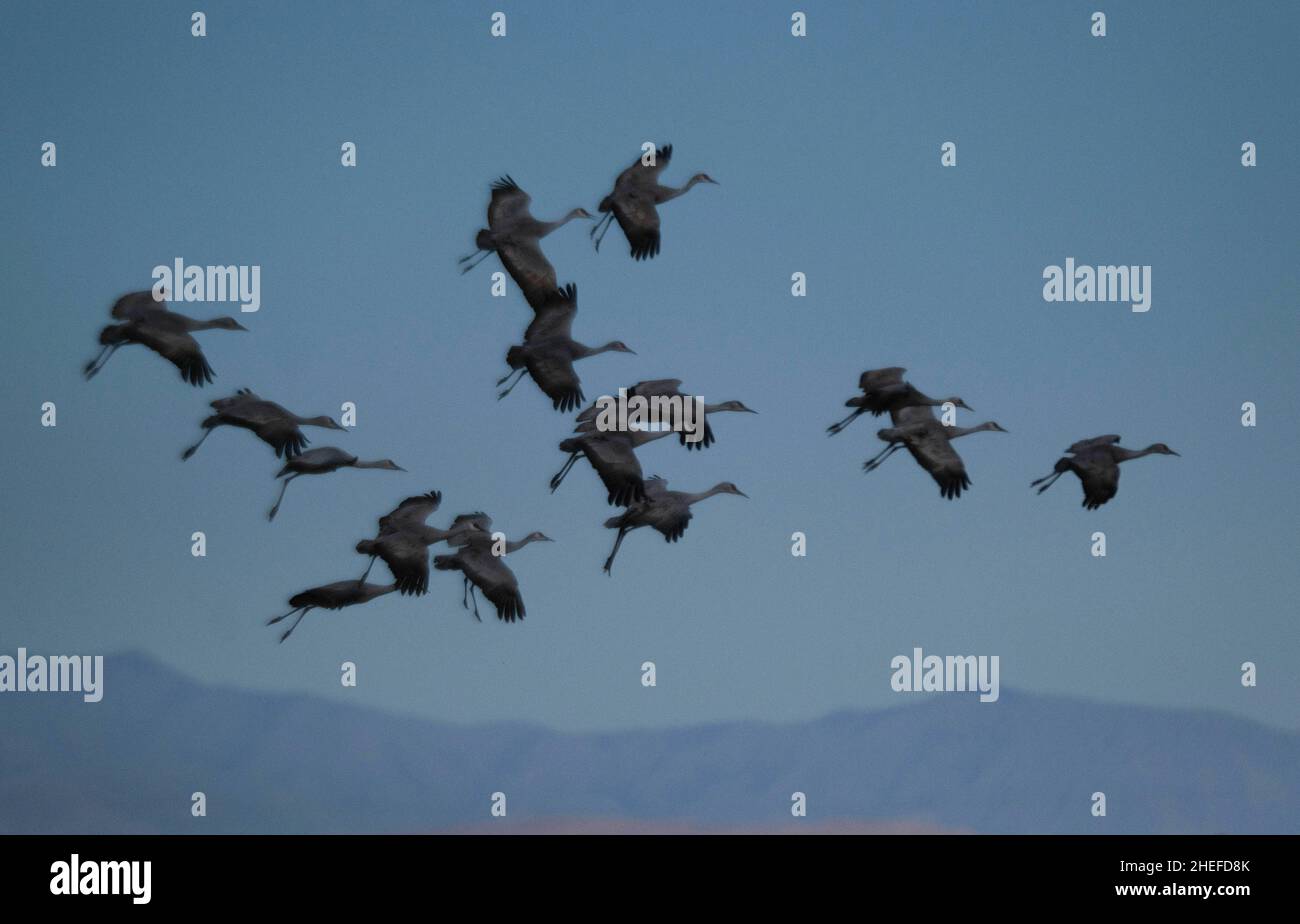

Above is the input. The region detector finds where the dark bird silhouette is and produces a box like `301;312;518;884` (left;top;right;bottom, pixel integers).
553;399;758;503
182;388;344;460
590;144;718;259
268;447;404;521
434;530;552;623
84;290;246;386
267;580;396;643
551;427;676;505
496;284;635;412
355;493;486;595
827;366;972;435
573;378;756;449
1031;436;1179;509
602;477;747;574
460;176;592;307
863;406;1007;499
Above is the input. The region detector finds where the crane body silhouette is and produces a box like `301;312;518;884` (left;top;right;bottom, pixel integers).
434;527;552;622
85;290;246;386
267;580;396;643
601;477;746;573
268;447;404;520
591;145;717;259
828;367;971;436
355;493;487;595
495;284;635;412
460;176;592;307
182;388;344;460
1032;436;1179;509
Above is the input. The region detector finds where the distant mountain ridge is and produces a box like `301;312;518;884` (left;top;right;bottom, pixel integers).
2;652;1296;834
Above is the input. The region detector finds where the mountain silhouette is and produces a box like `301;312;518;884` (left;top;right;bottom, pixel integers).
2;652;1295;833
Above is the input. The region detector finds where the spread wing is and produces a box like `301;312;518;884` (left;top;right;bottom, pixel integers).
1074;453;1120;509
256;418;309;458
497;237;558;308
583;434;647;506
611;190;661;261
210;388;262;411
891;404;938;426
903;423;971;500
130;322;214;386
858;366;906;391
378;491;443;536
655;493;694;542
1067;434;1121;454
574;378;684;429
526;351;584;413
613;144;672;186
453;547;526;623
111;290;167;321
487;176;533;227
524;284;577;342
378;534;432;596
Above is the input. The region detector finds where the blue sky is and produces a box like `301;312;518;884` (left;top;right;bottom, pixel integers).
1;1;1297;732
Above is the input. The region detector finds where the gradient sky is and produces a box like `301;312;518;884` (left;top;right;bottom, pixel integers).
2;0;1297;733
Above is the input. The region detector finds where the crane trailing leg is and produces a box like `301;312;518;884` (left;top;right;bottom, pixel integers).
590;212;615;251
863;442;903;472
180;421;219;460
267;605;312;643
267;474;298;521
497;367;528;400
83;343;122;380
603;526;630;575
1031;459;1071;494
458;249;493;274
826;407;864;436
549;452;580;492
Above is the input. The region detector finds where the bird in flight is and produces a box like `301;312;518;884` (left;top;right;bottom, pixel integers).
1031;435;1179;509
85;289;247;386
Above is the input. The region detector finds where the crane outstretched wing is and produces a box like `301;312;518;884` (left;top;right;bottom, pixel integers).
611;191;661;260
378;534;432;595
438;547;526;622
487;176;532;227
111;290;167;321
377;491;443;536
614;144;672;186
1074;453;1121;509
524;284;577;342
903;424;971;500
858;366;906;391
526;352;584;412
1067;434;1121;454
256;419;309;458
583;433;648;506
497;237;558;308
130;323;214;386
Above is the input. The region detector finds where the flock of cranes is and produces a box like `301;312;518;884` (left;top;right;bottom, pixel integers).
827;366;1176;505
82;143;1180;641
461;146;750;579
